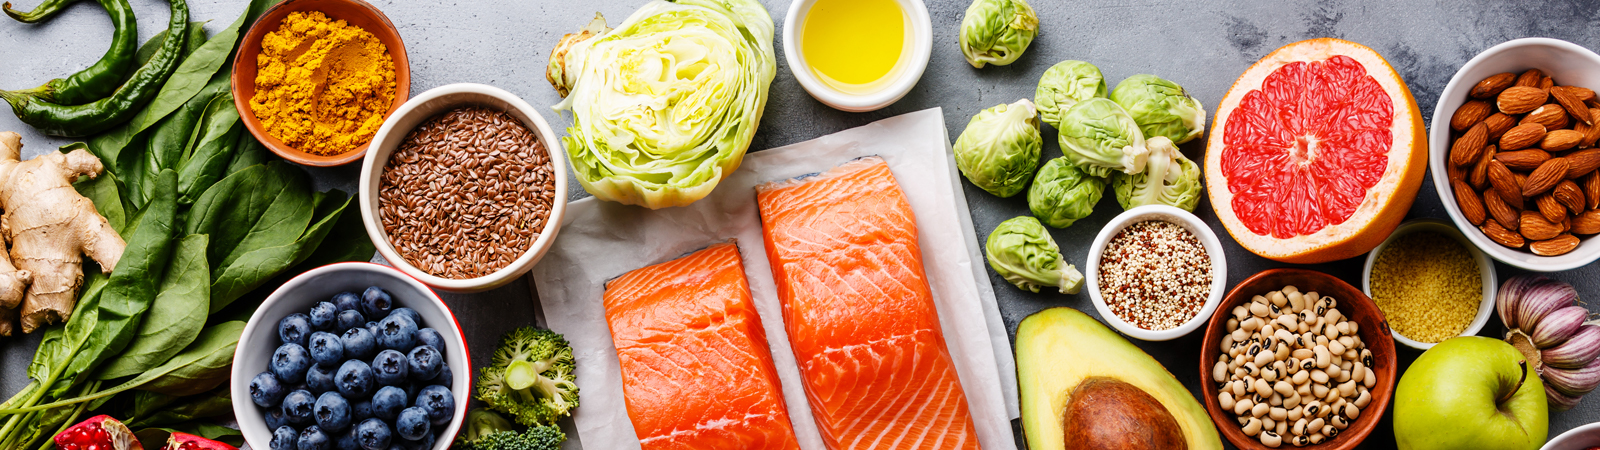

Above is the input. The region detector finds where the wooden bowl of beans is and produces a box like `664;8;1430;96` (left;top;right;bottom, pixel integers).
1199;268;1398;450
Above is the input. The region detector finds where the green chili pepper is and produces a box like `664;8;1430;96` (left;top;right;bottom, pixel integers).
0;0;186;137
9;0;138;105
1;0;81;23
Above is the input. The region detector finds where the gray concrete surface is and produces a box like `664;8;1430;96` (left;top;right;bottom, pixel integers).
4;0;1600;448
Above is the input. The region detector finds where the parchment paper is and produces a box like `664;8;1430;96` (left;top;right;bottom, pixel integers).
530;108;1019;450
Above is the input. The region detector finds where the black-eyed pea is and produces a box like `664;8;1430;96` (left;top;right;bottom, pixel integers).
1263;417;1276;431
1294;434;1311;447
1343;348;1359;361
1227;318;1240;332
1311;369;1330;384
1363;367;1376;389
1276;343;1292;361
1219;392;1236;410
1344;404;1361;420
1271;406;1288;421
1292;369;1310;385
1245;362;1260;377
1234;304;1249;320
1331;414;1349;430
1269;289;1288;305
1233;380;1248;398
1297;383;1312;397
1214;361;1228;381
1338;335;1354;348
1263;367;1279;383
1288;405;1304;422
1309;433;1326;445
1292;418;1309;436
1273;360;1288;375
1255;349;1276;367
1284;392;1302;409
1233;327;1250;342
1252;301;1271;317
1286;290;1303;307
1292;348;1314;360
1253;401;1271;418
1239;416;1250;426
1329;339;1347;355
1354;389;1372;408
1340;360;1354;372
1283;285;1300;295
1323;425;1338;438
1261;430;1284;448
1243;317;1262;332
1234;398;1255;416
1323;386;1340;403
1315;346;1332;368
1325;363;1342;379
1269;393;1283;407
1244;417;1264;436
1347;321;1358;335
1339;380;1357;397
1336;321;1351;335
1307;417;1324;432
1312;383;1329;399
1274;380;1295;397
1276;421;1288;437
1336;370;1351;384
1277;314;1297;329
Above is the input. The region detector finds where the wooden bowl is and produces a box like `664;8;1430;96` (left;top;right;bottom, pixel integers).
1198;268;1398;450
229;0;411;167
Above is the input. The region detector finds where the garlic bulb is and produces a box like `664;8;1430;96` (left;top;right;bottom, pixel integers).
1496;274;1600;410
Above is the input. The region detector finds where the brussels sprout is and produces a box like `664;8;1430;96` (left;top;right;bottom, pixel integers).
1028;157;1106;228
1034;60;1107;128
985;216;1084;294
954;99;1043;197
958;0;1039;69
1113;136;1203;211
1110;74;1207;144
1057;98;1149;178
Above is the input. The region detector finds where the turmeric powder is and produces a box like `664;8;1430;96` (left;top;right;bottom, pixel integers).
250;11;396;156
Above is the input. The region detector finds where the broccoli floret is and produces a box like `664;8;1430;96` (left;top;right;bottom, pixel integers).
475;327;579;427
453;410;566;450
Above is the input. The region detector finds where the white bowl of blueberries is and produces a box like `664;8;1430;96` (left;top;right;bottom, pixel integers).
232;262;470;450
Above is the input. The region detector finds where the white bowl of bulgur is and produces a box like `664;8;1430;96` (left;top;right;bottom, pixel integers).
1086;205;1229;341
1361;219;1497;350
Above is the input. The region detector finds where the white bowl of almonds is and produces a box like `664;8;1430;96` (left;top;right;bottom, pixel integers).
1086;205;1228;341
1432;37;1600;272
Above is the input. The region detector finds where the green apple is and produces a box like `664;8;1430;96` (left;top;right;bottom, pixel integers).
1395;336;1548;450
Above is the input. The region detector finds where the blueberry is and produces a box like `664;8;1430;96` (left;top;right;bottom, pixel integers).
355;418;391;450
273;344;313;385
314;391;352;432
266;407;290;431
252;371;288;407
428;364;452;388
307;363;338;394
282;389;317;425
361;287;393;319
335;426;362;450
372;350;409;386
271;426;300;450
397;432;434;450
335;360;376;399
336;310;366;334
414;329;446;357
298;425;331;450
341;328;378;360
394;407;430;441
371;386;408;421
308;332;345;368
333;291;362;312
414;385;454;426
309;302;339;331
376;315;417;351
406;346;442;382
351;399;374;422
387;308;421;328
280;313;313;347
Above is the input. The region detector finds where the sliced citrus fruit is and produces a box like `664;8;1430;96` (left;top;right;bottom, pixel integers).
1206;38;1426;264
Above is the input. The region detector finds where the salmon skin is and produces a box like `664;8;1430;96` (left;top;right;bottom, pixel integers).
756;157;980;450
603;242;802;450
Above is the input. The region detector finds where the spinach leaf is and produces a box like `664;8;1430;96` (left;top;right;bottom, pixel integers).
185;162;316;312
214;189;353;311
127;390;182;421
95;234;210;380
224;132;268;176
290;191;377;271
144;74;224;178
177;94;243;203
127;387;231;429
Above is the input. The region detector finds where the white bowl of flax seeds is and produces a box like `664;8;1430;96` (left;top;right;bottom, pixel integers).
358;83;567;293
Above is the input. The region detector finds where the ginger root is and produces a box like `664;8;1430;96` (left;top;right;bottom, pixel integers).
0;131;125;335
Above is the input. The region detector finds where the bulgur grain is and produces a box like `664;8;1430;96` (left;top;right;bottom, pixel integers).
1369;231;1480;343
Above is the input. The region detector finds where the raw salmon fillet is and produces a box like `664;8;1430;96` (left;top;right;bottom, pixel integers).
603;242;801;450
756;157;980;450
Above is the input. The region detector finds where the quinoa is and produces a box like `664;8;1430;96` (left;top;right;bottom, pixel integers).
1098;220;1213;330
1369;231;1480;343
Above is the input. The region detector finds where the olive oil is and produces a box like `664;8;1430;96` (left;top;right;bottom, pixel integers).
801;0;907;93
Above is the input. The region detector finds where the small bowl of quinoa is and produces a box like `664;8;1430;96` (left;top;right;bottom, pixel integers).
1362;219;1497;350
1086;205;1229;341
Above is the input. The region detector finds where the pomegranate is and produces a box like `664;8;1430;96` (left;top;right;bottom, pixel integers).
54;415;142;450
161;432;236;450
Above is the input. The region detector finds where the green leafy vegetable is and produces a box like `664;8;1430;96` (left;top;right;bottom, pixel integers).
476;327;579;427
1109;74;1206;145
549;0;776;209
958;0;1038;68
1113;136;1202;211
0;321;244;413
1027;157;1105;228
953;99;1042;198
1057;97;1148;178
1035;60;1107;129
985;216;1083;294
126;387;231;428
96;234;209;380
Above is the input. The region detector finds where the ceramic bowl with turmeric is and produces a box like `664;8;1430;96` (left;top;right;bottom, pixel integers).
230;0;410;166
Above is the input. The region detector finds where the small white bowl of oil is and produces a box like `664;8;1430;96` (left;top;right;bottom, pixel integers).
783;0;932;112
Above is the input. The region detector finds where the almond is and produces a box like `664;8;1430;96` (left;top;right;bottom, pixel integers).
1472;72;1517;99
1555;180;1586;213
1540;76;1556;90
1471;144;1496;189
1454;179;1488;225
1483;220;1526;248
1451;100;1493;131
1498;86;1549;115
1521;104;1569;130
1500;123;1548;151
1537;194;1567;224
1564;148;1600;179
1524;157;1571;197
1485;113;1518;140
1587;171;1600;210
1543;129;1584;152
1496;149;1551;171
1522;210;1565;241
1516;69;1545;87
1569;86;1598;102
1584;108;1600;147
1553;86;1594;126
1531;234;1580;256
1451;122;1489;166
1574;209;1600;235
1488;160;1525;209
1485;189;1520;231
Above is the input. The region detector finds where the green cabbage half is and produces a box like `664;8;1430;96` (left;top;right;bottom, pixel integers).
548;0;776;209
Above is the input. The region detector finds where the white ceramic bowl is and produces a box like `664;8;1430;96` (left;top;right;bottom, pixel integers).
782;0;932;112
231;262;470;450
359;83;568;293
1086;205;1229;341
1543;422;1600;450
1361;219;1498;351
1429;37;1600;272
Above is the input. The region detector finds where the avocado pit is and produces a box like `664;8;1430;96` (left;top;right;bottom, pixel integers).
1061;377;1187;450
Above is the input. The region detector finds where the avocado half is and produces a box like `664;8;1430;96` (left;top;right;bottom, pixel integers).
1017;307;1221;450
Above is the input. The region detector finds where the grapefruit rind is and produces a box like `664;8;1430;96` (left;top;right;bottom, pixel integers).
1205;38;1427;264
